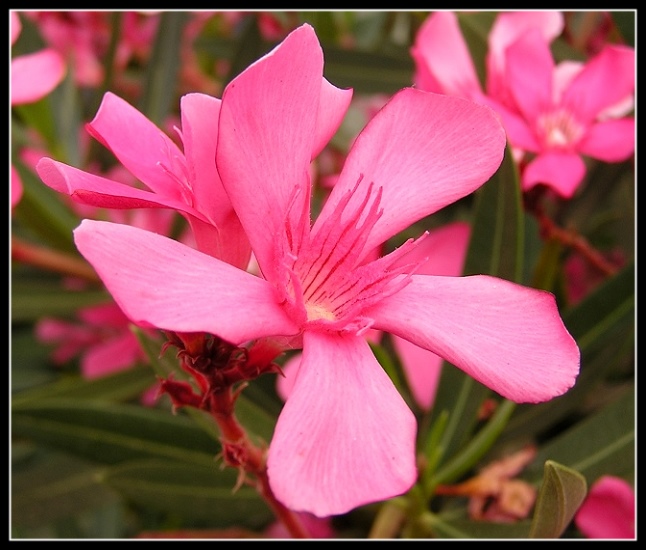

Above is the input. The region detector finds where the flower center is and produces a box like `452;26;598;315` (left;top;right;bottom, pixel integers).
536;108;584;151
277;176;424;334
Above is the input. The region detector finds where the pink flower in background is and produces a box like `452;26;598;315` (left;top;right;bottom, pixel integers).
574;475;635;539
36;92;251;268
411;11;635;199
491;32;635;198
72;24;580;517
411;11;564;106
36;301;146;379
11;10;66;210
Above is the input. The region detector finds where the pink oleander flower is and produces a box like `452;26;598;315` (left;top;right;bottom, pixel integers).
411;11;564;107
36;91;252;268
277;221;471;412
36;301;147;380
411;11;635;199
574;475;635;539
72;24;580;517
489;31;635;199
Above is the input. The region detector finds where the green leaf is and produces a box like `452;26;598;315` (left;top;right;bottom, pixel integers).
12;399;220;467
12;447;120;529
12;366;156;407
524;386;634;484
464;143;524;283
528;461;587;538
11;275;110;323
138;12;189;126
101;459;273;527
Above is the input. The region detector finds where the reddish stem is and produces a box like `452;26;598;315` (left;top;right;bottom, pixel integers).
209;389;310;539
536;210;618;277
11;235;100;283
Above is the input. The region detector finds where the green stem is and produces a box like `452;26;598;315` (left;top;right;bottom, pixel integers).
430;399;517;491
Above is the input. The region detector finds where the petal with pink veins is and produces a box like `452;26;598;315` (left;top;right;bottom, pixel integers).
267;331;417;517
367;274;580;403
86;92;186;199
522;151;586;198
216;24;323;280
73;220;300;344
317;88;505;255
391;221;471;410
36;158;202;215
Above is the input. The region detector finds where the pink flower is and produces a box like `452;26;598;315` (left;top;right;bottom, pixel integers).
411;11;564;106
36;301;146;379
574;475;635;539
493;31;635;198
72;24;580;517
36;91;251;268
411;11;635;198
277;221;471;412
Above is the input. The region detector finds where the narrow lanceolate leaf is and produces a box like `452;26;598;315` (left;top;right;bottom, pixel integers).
11;366;156;408
528;461;587;538
138;11;189;126
12;399;219;467
101;459;273;527
524;386;634;484
12;448;120;528
424;144;524;465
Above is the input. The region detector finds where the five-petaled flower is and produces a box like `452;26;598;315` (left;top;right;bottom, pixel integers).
411;11;635;198
70;24;580;517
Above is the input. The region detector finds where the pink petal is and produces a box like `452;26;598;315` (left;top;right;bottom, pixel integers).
73;220;300;344
410;11;482;98
577;118;635;162
522;151;586;198
313;78;353;157
180;93;251;267
391;221;471;409
367;275;580;403
575;476;635;539
81;332;142;379
36;158;203;216
486;10;563;101
316;88;506;254
392;337;443;411
11;49;66;106
504;30;554;123
216;24;323;280
563;45;635;124
267;331;417;517
86;92;186;199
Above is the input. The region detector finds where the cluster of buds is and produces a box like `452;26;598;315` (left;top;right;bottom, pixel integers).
159;331;283;413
